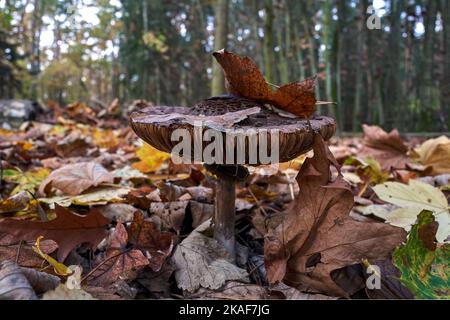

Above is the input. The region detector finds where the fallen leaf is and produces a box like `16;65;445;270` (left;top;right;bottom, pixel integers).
0;233;58;269
412;136;450;176
172;220;249;292
212;50;316;118
373;180;450;242
3;168;50;195
129;211;174;272
0;261;37;300
264;134;406;297
38;187;131;208
42;284;96;300
32;236;72;276
87;222;148;286
0;205;110;261
0;191;31;214
393;211;450;299
360;125;409;170
149;201;189;232
98;203;138;222
39;162;114;196
132;143;171;173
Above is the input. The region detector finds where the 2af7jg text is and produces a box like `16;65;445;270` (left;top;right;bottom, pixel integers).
178;304;270;318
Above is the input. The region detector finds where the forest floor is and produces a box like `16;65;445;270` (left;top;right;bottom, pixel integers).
0;101;449;300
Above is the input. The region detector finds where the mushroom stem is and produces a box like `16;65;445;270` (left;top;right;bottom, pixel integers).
214;176;236;260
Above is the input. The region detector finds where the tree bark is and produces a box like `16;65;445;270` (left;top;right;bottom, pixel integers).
211;0;229;96
263;0;276;84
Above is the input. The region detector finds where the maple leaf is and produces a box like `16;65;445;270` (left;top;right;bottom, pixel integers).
212;49;317;118
87;222;148;287
264;134;406;297
0;205;110;261
360;124;410;171
39;162;114;196
129;211;174;272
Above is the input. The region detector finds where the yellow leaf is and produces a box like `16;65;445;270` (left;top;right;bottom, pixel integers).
4;168;50;195
32;236;72;276
92;128;119;149
132;143;170;173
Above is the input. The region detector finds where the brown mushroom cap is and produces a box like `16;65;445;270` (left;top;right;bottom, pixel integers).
130;96;336;164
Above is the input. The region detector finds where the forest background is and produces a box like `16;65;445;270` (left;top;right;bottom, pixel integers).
1;0;449;133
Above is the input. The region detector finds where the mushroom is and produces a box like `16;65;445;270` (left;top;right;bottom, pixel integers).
130;95;336;260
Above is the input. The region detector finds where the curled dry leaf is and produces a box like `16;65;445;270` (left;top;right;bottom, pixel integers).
213;49;316;118
0;205;110;261
412;135;450;176
39;162;114;196
129;211;174;272
88;222;148;287
360;124;410;171
264;134;406;297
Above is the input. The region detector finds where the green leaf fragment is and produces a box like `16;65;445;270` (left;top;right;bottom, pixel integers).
393;211;450;299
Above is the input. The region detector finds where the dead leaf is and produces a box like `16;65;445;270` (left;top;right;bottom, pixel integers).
0;205;110;261
172;220;249;292
42;284;96;300
412;135;450;175
132;143;171;173
87;222;148;286
212;50;316;118
264;134;406;297
150;201;189;232
39;162;114;196
0;191;31;214
360;125;409;170
129;211;174;272
0;261;37;300
0;233;58;269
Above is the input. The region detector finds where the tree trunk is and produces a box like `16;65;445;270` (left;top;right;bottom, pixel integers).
211;0;229;96
263;0;276;84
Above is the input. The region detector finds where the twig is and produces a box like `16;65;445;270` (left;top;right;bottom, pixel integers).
26;190;48;221
15;240;23;263
248;188;268;217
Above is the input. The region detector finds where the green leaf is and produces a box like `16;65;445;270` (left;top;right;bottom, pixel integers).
393;211;450;299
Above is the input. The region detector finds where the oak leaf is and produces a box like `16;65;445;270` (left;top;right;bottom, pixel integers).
264;134;406;297
0;205;110;261
39;162;114;196
213;49;316;118
87;222;148;286
129;211;174;272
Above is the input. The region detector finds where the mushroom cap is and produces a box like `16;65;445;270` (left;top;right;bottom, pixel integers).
130;96;336;164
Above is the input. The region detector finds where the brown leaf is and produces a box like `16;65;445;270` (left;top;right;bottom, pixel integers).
213;50;317;118
360;125;409;170
39;162;114;196
88;222;148;286
0;205;110;261
0;233;58;269
264;134;406;297
129;211;174;272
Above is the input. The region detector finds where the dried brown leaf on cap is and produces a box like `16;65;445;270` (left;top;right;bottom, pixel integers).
264;134;406;297
213;49;317;118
